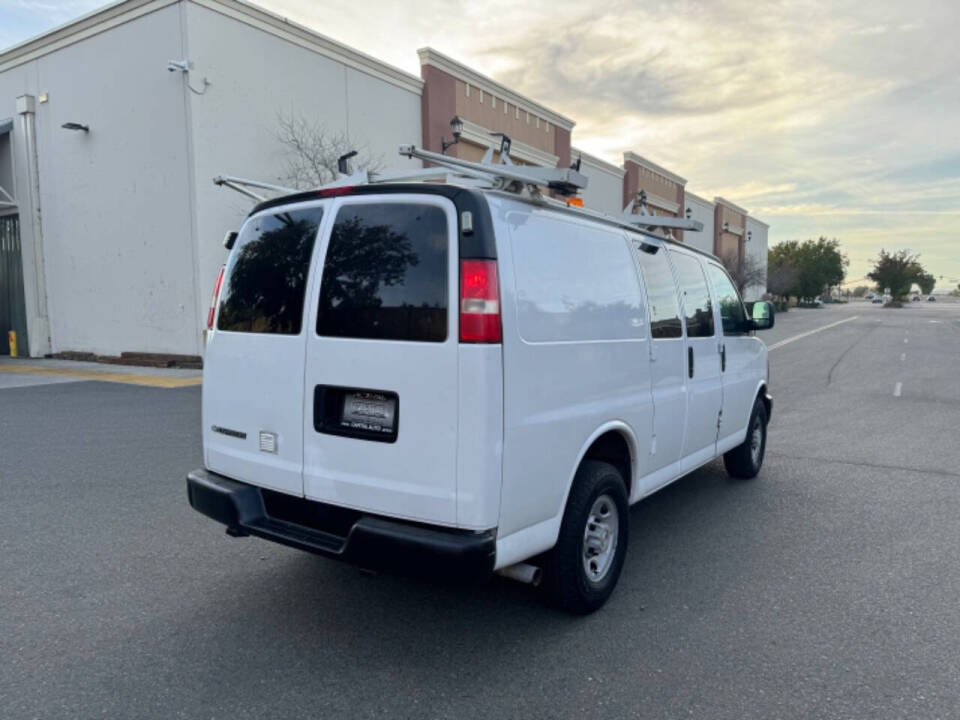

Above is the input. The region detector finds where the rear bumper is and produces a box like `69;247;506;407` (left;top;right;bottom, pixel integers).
186;469;496;581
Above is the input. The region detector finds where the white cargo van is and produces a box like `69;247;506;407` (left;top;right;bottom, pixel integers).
188;176;774;613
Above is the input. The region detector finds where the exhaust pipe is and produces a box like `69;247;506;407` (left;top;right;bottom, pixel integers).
497;562;542;586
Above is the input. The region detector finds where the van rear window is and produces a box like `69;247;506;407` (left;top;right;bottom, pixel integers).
217;207;323;334
316;203;448;342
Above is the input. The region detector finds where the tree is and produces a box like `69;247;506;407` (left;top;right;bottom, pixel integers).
852;285;870;297
276;112;382;190
768;237;847;301
719;251;766;295
767;241;801;299
866;250;920;299
914;268;936;295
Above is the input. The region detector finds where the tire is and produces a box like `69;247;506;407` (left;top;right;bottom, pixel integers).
542;460;629;614
723;398;768;479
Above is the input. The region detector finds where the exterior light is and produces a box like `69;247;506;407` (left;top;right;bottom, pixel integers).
61;122;89;132
442;115;463;154
723;221;729;232
747;230;752;242
685;207;692;219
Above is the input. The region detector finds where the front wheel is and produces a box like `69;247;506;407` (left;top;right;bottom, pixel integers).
541;460;629;614
723;398;768;479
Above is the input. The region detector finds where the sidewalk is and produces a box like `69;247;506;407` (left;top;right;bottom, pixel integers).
0;356;202;389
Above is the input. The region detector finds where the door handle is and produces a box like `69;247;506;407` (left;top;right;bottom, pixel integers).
688;346;694;378
721;344;726;372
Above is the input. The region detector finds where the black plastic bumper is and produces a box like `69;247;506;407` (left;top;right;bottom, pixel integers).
764;391;774;421
186;469;496;581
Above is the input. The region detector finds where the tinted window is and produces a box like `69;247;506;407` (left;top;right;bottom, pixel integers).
670;251;714;338
707;263;748;333
510;217;645;342
317;203;448;342
217;207;323;334
633;241;682;339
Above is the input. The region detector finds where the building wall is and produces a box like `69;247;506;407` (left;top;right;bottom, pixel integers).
683;192;715;255
573;148;624;217
744;216;768;301
0;2;198;356
183;2;424;355
0;131;14;209
714;198;748;262
622;152;686;242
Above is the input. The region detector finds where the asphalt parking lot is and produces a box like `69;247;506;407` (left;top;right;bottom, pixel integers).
3;301;960;719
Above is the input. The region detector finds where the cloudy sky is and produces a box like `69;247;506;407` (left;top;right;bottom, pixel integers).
2;0;959;287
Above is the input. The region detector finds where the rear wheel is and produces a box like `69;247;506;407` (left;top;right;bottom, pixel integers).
542;460;629;614
723;398;768;479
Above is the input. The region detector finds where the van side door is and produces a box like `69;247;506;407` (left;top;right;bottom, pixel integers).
668;249;723;466
630;239;686;485
705;262;764;446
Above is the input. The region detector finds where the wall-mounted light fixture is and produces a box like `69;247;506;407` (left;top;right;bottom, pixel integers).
747;230;752;242
723;221;730;232
61;122;89;133
685;207;692;219
441;115;463;154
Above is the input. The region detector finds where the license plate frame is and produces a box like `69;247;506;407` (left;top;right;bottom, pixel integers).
314;385;399;443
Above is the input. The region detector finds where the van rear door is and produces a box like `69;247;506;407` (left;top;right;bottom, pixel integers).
301;196;460;526
203;203;326;497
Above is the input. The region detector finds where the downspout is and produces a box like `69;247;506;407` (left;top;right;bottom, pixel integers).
16;94;51;356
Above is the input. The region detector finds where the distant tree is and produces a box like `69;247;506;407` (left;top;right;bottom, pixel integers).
275;112;382;190
767;241;801;298
914;269;936;295
719;251;766;295
768;237;847;301
867;250;920;299
852;285;870;297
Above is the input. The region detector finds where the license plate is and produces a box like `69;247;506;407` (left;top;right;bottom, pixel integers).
341;391;397;435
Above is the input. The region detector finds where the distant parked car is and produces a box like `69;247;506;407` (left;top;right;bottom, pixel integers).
928;296;937;302
912;296;920;302
872;297;884;304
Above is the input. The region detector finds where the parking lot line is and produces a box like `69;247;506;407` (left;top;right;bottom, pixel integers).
766;315;860;352
894;381;903;397
0;364;202;389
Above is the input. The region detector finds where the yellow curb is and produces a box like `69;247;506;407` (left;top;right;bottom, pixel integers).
0;364;202;388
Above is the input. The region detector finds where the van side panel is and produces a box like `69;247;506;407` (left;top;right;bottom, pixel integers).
455;345;504;529
493;197;654;546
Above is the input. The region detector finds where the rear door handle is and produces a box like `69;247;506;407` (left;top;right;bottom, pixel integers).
688;346;694;378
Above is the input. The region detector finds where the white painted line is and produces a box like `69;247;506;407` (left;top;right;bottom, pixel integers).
767;316;860;351
900;352;906;362
894;382;902;397
904;338;909;344
930;320;942;324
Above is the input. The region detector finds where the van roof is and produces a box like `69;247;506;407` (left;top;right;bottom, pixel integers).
247;183;720;263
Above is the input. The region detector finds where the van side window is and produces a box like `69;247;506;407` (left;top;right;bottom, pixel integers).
706;263;748;333
633;243;682;339
670;252;715;338
217;207;323;334
510;217;645;342
317;203;448;342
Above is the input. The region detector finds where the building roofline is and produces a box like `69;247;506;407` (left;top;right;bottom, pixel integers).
0;0;425;94
623;151;687;186
746;215;770;228
714;196;749;215
571;147;625;177
418;47;575;131
683;190;713;208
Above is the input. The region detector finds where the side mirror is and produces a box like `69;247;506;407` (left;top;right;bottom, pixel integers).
223;231;238;250
751;300;775;330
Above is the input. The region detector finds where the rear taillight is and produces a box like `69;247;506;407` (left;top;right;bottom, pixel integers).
460;259;501;343
207;265;225;330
